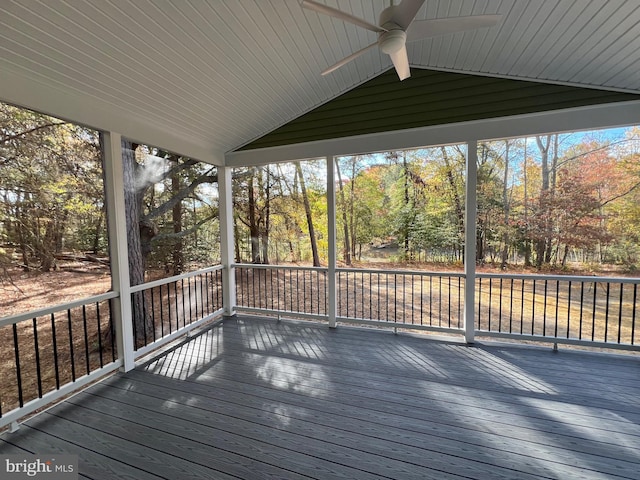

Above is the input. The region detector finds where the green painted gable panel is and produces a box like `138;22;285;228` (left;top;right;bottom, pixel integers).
239;69;639;151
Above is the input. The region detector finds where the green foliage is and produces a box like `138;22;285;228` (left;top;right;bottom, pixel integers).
0;103;104;271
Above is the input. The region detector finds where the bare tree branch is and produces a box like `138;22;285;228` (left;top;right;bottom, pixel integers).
151;214;218;244
1;122;66;144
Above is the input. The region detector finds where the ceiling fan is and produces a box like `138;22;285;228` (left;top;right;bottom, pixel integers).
301;0;502;81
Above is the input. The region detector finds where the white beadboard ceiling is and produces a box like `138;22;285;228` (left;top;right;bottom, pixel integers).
1;0;640;163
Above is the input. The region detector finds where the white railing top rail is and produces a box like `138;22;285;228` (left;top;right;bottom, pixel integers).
0;291;119;329
130;264;224;293
337;266;465;277
234;263;328;272
477;272;640;284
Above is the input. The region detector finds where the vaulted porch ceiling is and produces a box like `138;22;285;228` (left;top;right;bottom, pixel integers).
1;1;640;164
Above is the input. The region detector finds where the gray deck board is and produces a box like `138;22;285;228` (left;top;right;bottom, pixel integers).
2;315;639;479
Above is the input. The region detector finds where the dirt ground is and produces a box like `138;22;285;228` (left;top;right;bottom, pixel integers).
1;264;112;319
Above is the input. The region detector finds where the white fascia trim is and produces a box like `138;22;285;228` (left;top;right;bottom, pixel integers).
225;100;640;166
0;64;224;166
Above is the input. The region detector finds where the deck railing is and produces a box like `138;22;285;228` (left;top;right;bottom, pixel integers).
235;264;639;350
0;292;120;430
337;268;465;333
476;273;639;349
0;265;226;430
130;265;225;358
235;264;328;320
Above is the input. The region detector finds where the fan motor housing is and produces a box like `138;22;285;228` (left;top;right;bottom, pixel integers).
379;28;407;54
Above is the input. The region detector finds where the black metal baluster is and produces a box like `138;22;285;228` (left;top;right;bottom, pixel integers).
82;305;90;374
542;280;548;337
159;285;165;338
429;275;433;326
438;276;442;327
386;274;389;321
96;301;104;368
531;279;536;335
394;274;398;323
458;277;462;328
488;278;493;331
369;271;373;320
377;273;381;321
140;292;149;346
419;274;424;325
188;277;193;324
498;278;503;332
13;323;24;407
296;269;300;312
309;270;312;315
150;288;157;341
181;279;187;328
270;269;274;311
217;269;222;309
566;282;572;339
32;318;42;398
578;282;585;339
276;269;281;311
194;275;200;319
631;284;637;345
67;309;76;382
509;278;514;333
617;283;624;344
591;282;597;342
477;277;482;330
402;274;406;324
51;312;60;389
108;299;116;363
448;276;452;328
604;282;611;342
203;273;209;315
362;272;366;320
554;281;560;338
520;279;525;334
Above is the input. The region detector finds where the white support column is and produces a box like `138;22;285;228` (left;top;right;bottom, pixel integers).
218;166;236;316
102;132;135;371
327;156;337;328
464;140;478;344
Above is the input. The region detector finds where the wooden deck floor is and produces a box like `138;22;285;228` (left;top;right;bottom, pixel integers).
2;315;639;479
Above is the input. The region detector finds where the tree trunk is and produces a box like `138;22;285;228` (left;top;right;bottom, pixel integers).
121;139;153;345
296;162;320;267
247;169;260;263
171;157;184;275
500;141;511;269
334;159;351;265
544;134;559;264
349;156;358;260
535;135;550;268
523;140;531;267
441;147;465;259
402;151;410;257
261;166;270;264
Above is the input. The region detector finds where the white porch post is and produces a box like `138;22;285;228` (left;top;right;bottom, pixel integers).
327;156;337;328
464;140;478;344
218;166;236;316
102;132;135;371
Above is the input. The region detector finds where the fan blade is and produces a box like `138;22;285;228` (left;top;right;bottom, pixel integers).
389;45;411;81
389;0;426;30
301;0;386;33
406;14;502;42
321;42;378;76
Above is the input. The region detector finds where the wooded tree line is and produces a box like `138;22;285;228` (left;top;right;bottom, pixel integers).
0;104;222;290
3;101;640;296
330;131;640;268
